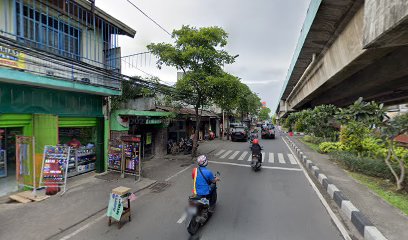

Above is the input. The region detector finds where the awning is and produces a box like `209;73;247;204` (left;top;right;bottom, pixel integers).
116;109;172;117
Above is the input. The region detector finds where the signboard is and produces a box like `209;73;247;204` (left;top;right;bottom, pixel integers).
40;145;70;193
107;193;124;221
0;44;25;69
262;101;267;109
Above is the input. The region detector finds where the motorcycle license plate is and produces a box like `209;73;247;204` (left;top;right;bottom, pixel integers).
187;207;197;215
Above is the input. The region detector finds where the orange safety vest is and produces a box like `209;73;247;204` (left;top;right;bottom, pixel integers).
192;167;198;195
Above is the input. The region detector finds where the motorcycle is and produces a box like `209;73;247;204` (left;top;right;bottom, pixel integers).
186;171;220;235
184;139;193;155
248;132;258;148
251;153;262;171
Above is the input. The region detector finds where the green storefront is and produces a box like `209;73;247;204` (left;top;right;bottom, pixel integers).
0;82;108;195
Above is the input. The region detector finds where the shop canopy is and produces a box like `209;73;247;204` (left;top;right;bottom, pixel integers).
116;110;172;118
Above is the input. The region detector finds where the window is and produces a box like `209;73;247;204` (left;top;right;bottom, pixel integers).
16;3;81;60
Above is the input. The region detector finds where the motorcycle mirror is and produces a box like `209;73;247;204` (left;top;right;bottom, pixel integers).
216;171;221;176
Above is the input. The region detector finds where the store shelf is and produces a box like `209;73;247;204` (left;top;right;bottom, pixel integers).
77;159;96;165
77;153;96;158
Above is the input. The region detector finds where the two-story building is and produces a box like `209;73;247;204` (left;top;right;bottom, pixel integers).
0;0;135;196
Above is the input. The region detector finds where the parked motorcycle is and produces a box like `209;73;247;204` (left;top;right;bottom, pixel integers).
186;171;220;235
184;139;193;155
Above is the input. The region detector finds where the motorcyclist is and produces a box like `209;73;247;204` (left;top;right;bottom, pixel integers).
192;155;219;208
250;139;262;163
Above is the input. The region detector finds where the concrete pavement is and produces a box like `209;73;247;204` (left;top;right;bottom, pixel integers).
49;135;350;240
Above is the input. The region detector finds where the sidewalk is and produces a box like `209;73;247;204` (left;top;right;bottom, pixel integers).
0;140;223;240
291;136;408;240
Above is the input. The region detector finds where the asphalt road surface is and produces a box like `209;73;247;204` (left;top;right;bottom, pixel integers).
58;133;347;240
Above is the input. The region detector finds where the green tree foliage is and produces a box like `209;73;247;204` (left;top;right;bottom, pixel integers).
236;83;261;120
259;107;271;121
336;97;386;126
147;25;237;156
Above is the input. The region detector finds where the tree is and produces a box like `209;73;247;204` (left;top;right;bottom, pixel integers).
147;25;237;156
380;113;408;191
236;83;261;121
259;107;271;121
211;73;241;140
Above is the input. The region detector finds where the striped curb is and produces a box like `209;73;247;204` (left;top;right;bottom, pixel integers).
286;137;388;240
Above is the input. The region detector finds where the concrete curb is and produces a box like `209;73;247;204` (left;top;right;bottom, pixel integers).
286;137;388;240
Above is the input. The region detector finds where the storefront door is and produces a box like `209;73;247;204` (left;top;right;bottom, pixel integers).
0;127;23;196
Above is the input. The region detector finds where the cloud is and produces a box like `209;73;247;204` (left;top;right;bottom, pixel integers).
97;0;311;111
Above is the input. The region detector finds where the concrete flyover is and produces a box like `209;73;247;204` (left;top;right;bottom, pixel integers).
276;0;408;118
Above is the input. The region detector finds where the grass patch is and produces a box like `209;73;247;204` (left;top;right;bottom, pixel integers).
348;172;408;216
299;137;321;152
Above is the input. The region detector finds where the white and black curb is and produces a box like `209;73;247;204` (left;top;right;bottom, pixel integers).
286;137;388;240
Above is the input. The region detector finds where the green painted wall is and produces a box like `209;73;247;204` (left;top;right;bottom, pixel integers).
0;114;33;136
0;82;104;117
58;117;98;127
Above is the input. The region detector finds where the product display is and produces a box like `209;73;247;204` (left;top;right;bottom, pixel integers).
108;143;122;171
41;145;70;185
124;142;140;174
108;136;141;178
66;145;96;177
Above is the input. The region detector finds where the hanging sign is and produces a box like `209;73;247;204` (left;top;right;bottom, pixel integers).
107;193;124;221
0;44;25;69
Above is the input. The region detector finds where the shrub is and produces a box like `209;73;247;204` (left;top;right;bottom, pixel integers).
340;121;370;153
319;142;345;153
303;135;324;144
329;151;401;180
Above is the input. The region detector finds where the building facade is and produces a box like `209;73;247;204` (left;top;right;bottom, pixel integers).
0;0;135;196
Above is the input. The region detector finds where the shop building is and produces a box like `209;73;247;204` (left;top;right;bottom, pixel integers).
156;106;220;141
0;0;136;196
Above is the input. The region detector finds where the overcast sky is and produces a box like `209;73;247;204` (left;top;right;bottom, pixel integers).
97;0;311;111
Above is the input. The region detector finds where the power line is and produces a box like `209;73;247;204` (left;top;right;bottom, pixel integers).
125;0;172;37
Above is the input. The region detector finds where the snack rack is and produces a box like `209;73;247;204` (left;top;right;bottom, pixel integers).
108;135;141;181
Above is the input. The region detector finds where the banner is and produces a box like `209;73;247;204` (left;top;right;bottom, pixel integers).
0;44;25;69
107;193;124;221
16;136;34;188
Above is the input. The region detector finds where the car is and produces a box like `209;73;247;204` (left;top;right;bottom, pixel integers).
230;126;248;142
261;126;275;139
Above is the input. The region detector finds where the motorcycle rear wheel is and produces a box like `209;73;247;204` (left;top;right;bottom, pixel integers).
187;216;200;235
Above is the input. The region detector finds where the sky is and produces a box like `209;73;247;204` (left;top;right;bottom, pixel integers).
96;0;311;112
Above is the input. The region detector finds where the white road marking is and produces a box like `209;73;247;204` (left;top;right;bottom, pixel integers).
229;150;240;159
220;150;232;159
238;151;248;161
59;214;106;240
177;212;187;224
278;153;285;164
287;154;297;165
215;149;225;156
261;152;265;162
165;165;192;181
209;161;302;171
268;153;274;163
247;154;253;161
282;138;351;240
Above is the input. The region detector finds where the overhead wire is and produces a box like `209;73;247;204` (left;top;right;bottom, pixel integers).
125;0;172;37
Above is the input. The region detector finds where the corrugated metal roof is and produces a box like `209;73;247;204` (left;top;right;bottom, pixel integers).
116;109;171;117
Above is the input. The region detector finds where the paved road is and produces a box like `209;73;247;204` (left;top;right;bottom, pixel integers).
58;134;346;240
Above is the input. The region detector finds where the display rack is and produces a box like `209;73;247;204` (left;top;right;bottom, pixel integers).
40;145;70;194
67;146;96;178
108;136;141;180
0;150;6;178
108;141;122;172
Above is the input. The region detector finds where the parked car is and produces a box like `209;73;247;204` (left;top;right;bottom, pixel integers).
261;126;275;139
230;127;248;142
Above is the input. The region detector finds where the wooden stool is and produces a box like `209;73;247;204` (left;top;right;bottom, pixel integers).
108;186;132;229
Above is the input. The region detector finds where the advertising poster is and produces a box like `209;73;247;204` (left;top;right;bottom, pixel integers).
0;44;25;69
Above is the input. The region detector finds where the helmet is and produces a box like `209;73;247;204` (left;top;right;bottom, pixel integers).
197;155;208;167
253;139;259;144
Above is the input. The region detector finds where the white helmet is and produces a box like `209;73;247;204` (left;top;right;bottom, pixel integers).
197;155;208;167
